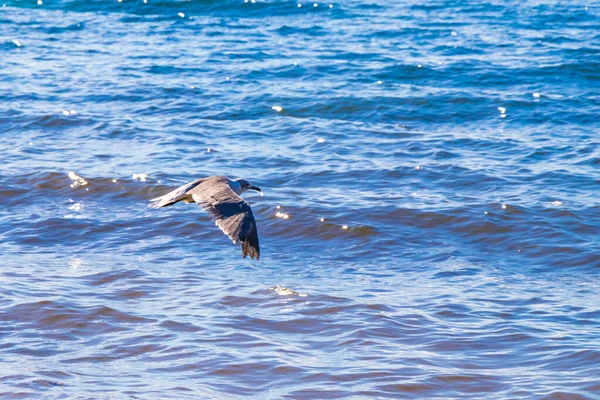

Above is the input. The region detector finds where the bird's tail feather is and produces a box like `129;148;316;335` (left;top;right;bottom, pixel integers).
148;195;171;208
148;178;205;209
148;193;181;208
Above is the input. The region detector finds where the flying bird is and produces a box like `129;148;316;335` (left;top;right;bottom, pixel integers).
149;176;262;260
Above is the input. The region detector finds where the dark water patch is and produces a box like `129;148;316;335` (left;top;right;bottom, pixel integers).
159;320;203;333
540;393;589;400
6;0;341;18
1;301;154;329
83;268;148;286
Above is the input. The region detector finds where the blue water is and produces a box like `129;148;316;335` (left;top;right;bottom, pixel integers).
1;0;600;398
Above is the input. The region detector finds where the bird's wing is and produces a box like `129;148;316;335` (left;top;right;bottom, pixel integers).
189;179;260;260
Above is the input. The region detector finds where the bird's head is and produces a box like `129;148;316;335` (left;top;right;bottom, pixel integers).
233;178;262;194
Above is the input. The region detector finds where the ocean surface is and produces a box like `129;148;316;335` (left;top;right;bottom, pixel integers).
1;0;600;398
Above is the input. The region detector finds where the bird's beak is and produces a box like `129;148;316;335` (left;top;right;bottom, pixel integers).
249;185;261;192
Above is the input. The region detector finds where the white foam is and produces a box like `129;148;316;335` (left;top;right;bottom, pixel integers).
68;171;88;188
68;202;82;212
132;173;148;182
270;285;307;297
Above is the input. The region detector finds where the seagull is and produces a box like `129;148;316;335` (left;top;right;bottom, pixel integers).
149;176;262;260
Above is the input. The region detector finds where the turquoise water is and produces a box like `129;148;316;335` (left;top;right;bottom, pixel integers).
1;1;599;398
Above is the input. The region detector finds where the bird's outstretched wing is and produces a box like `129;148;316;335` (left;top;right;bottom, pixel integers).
188;178;260;260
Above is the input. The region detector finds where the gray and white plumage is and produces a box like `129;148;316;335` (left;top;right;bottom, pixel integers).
149;176;261;260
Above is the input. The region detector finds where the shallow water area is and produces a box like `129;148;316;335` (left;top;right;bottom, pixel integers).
1;0;600;398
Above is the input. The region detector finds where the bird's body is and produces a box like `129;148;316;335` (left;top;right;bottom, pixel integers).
149;176;261;260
